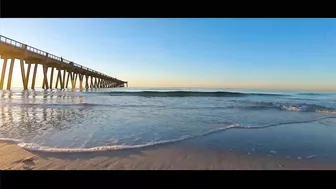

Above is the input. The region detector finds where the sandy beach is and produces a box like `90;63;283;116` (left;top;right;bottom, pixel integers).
2;141;336;170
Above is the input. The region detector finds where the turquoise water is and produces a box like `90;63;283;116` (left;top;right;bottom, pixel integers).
1;88;336;160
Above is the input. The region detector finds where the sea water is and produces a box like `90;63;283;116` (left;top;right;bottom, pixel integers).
1;88;336;160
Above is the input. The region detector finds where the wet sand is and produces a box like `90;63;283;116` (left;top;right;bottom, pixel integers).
1;141;336;170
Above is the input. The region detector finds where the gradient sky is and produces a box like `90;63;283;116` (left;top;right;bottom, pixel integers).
1;18;336;91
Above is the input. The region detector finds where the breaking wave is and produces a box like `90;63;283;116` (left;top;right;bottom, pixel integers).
230;100;336;114
297;93;334;96
4;126;237;153
104;91;287;97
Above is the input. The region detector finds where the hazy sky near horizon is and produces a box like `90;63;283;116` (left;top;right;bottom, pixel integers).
1;18;336;91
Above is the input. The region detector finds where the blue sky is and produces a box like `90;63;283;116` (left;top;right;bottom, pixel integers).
1;18;336;91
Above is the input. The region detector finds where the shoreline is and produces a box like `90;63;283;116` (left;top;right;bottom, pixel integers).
2;141;336;170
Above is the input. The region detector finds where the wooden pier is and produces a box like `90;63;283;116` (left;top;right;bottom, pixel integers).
0;35;128;90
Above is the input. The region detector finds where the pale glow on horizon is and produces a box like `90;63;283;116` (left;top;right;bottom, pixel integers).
1;59;336;92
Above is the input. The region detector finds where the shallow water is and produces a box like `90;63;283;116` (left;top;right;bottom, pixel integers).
1;87;336;160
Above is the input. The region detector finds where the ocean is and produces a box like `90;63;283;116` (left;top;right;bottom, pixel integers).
1;87;336;162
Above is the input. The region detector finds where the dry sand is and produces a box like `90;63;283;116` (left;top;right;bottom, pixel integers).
1;142;336;170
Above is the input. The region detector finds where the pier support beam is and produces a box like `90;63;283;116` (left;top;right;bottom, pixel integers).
42;65;49;89
85;75;89;89
66;71;70;89
94;77;97;88
55;69;62;89
70;72;78;89
90;76;94;88
24;62;31;90
6;58;15;90
58;69;64;89
97;78;101;88
79;74;83;89
49;67;54;89
55;70;59;89
55;69;65;89
0;58;8;90
70;72;75;89
20;59;27;90
31;64;38;89
62;70;66;89
74;73;78;89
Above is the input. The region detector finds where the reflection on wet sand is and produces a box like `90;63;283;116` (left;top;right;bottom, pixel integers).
0;90;88;139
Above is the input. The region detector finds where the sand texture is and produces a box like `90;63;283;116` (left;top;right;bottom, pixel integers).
1;142;336;170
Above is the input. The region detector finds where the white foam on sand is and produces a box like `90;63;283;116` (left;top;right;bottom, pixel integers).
10;125;241;153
